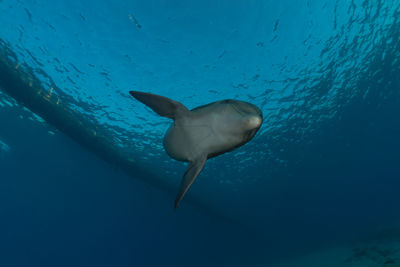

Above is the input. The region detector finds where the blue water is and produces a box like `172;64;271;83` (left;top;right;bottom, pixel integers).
1;0;400;266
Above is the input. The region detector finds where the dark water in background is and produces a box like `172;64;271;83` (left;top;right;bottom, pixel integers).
1;0;400;266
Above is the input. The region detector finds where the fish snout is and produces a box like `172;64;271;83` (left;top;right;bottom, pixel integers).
245;115;262;130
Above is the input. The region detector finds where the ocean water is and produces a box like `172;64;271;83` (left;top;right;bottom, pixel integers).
0;0;400;266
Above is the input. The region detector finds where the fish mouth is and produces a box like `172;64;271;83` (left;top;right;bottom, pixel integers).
245;116;262;140
245;127;260;142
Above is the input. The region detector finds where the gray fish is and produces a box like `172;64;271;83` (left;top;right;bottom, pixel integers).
129;91;263;209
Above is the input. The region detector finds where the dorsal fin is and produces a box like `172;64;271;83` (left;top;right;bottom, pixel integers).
129;91;189;120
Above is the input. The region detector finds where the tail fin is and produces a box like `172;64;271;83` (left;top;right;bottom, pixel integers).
129;91;189;120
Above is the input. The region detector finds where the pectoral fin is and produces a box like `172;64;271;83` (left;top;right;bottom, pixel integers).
174;155;207;210
129;91;189;119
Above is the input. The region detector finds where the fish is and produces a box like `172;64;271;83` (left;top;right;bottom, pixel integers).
129;91;263;209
